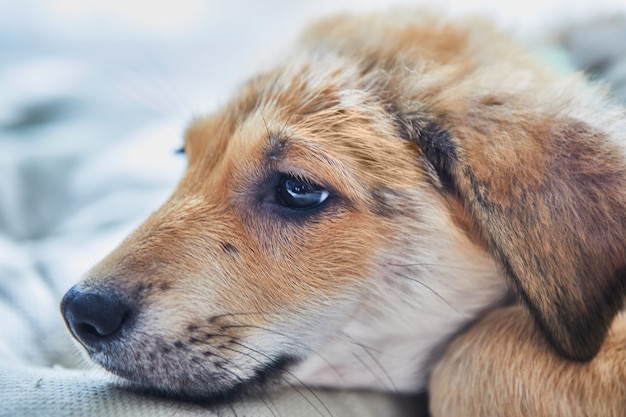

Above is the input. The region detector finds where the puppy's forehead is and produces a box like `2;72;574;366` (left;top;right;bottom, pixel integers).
185;55;368;147
184;57;424;193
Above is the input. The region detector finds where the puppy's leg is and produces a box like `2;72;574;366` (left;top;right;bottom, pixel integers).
429;305;626;417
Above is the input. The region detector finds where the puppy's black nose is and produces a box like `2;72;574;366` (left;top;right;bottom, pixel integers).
61;286;132;351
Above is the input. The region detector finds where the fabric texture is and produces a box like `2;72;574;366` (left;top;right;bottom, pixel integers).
1;367;421;417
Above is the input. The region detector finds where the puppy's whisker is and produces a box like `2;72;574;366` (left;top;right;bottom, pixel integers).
260;112;271;138
350;349;398;393
389;262;492;272
207;323;346;382
352;343;399;393
191;350;280;417
208;311;269;323
342;336;413;361
115;65;184;120
221;343;335;417
146;60;195;117
391;271;461;314
216;345;305;417
227;402;240;417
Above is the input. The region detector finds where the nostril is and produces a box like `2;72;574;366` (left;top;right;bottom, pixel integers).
61;286;132;350
73;307;130;338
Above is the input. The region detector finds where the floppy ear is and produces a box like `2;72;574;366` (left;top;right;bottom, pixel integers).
397;105;626;361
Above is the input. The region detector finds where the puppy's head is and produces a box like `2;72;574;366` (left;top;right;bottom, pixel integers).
61;11;626;399
61;54;443;398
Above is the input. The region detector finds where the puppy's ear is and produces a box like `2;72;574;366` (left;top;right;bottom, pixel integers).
398;107;626;361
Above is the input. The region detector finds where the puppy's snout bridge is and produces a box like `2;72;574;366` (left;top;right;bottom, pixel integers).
61;286;133;351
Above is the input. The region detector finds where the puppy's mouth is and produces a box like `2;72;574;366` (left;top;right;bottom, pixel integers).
120;352;299;403
60;286;302;401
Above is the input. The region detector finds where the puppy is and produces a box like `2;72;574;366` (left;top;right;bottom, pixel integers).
60;9;626;416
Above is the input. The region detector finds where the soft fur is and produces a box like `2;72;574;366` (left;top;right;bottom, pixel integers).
431;306;626;416
61;9;626;416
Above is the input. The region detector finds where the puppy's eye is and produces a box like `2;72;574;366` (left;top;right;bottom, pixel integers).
277;175;329;210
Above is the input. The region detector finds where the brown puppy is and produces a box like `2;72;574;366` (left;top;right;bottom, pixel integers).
60;9;626;416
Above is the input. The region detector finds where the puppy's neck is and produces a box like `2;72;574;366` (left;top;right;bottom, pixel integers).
291;197;508;392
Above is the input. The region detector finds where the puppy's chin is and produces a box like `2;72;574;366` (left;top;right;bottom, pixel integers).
113;354;299;403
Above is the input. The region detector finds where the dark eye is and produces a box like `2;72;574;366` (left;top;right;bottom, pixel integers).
277;175;329;210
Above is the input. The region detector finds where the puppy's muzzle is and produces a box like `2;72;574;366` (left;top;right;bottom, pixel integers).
61;286;133;352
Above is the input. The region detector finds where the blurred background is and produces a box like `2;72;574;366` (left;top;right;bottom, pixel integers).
0;0;625;371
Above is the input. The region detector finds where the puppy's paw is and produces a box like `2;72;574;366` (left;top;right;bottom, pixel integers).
429;305;626;417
